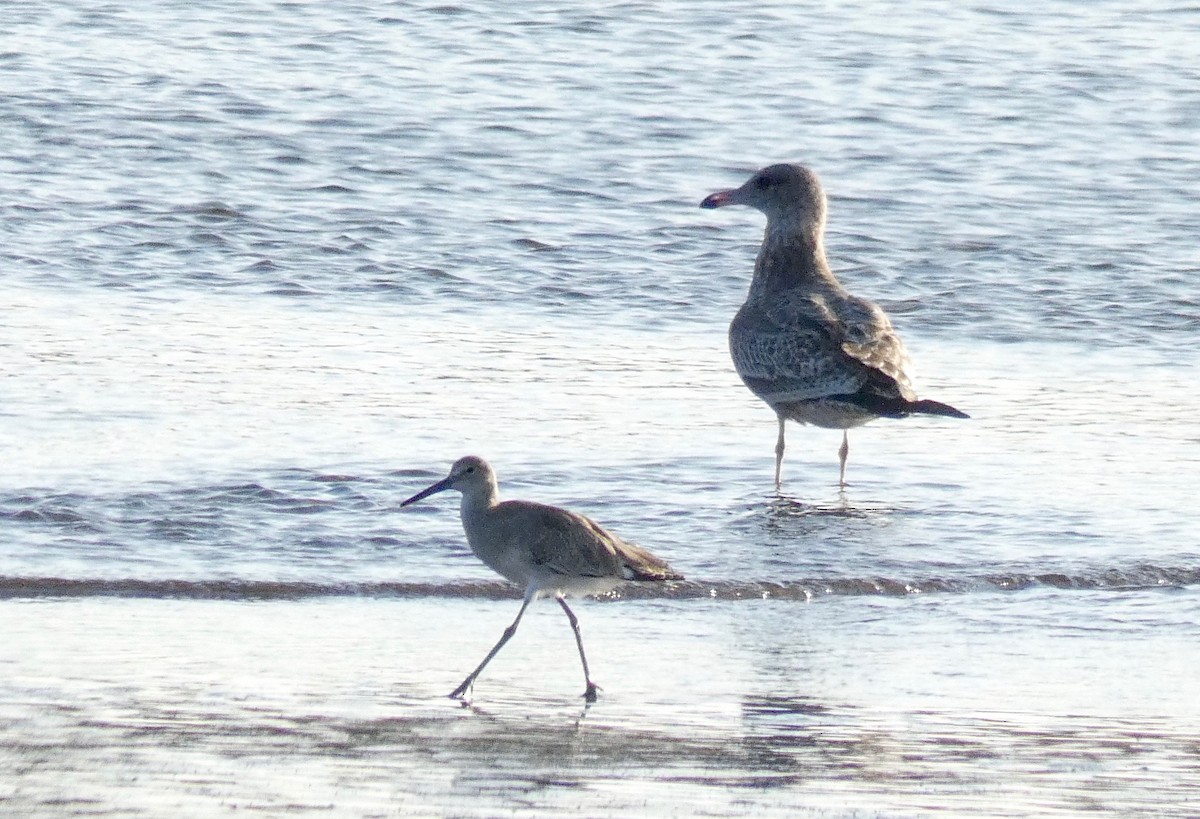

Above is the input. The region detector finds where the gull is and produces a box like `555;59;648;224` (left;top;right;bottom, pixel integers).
400;455;683;702
701;163;968;488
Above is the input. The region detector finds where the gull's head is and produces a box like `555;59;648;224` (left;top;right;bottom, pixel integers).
700;163;827;229
400;455;497;506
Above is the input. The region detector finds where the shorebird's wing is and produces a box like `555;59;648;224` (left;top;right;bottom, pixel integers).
515;504;681;583
730;292;915;404
520;504;626;580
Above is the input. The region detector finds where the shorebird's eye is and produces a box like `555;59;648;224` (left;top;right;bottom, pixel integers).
755;174;774;190
464;466;475;474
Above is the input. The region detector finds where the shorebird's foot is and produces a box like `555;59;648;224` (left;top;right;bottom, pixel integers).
583;682;600;703
449;680;473;702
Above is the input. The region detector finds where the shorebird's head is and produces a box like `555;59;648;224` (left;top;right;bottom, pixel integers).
700;163;827;230
400;455;497;506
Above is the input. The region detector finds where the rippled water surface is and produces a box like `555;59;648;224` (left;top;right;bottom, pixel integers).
3;1;1199;816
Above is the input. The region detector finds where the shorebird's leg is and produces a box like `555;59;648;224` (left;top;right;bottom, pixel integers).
556;595;599;702
449;592;533;701
838;431;849;488
774;415;786;489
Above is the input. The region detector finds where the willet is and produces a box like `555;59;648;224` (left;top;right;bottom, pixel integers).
400;455;683;703
701;163;968;488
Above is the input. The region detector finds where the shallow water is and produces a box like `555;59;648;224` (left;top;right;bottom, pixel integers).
3;593;1198;817
3;0;1199;816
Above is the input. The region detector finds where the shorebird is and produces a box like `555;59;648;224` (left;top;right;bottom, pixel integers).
400;455;683;703
700;163;968;488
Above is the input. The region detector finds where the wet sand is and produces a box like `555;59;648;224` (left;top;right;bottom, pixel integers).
4;594;1197;817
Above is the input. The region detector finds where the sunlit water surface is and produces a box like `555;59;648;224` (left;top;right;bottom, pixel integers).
2;1;1199;816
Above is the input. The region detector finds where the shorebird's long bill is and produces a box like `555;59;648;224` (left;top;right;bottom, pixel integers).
700;189;737;209
400;476;453;507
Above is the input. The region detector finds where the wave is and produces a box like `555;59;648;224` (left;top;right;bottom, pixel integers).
1;565;1196;602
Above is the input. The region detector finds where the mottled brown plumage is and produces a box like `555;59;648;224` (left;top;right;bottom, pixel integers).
701;163;968;487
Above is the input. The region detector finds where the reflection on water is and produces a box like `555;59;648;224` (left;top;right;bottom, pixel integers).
3;595;1198;816
4;681;1197;816
765;494;898;520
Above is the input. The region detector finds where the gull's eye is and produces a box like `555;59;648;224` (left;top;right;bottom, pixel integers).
464;466;475;474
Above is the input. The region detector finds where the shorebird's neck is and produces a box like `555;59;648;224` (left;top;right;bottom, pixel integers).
457;480;499;525
749;219;840;300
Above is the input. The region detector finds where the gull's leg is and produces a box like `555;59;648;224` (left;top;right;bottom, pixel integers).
774;415;787;489
449;590;534;701
556;595;599;703
838;430;849;488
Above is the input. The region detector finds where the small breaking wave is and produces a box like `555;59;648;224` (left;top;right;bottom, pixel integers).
0;565;1195;602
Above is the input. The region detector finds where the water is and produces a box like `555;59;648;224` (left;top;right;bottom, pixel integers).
2;1;1199;815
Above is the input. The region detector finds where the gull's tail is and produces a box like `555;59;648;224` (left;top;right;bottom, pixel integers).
906;398;970;419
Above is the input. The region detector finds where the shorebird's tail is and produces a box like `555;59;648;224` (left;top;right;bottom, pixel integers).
617;541;685;583
907;398;970;419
